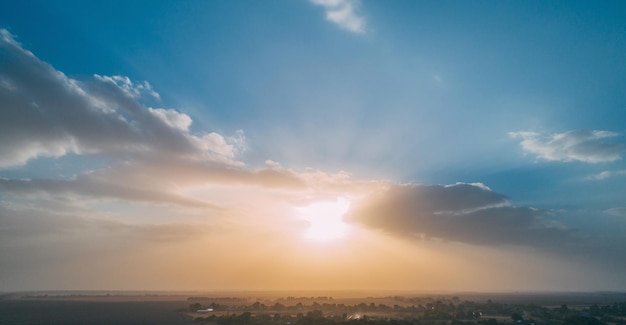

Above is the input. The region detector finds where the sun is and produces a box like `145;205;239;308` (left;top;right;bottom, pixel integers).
296;198;351;242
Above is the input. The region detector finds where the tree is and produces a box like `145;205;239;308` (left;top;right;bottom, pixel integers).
511;313;523;322
237;312;251;324
563;315;604;325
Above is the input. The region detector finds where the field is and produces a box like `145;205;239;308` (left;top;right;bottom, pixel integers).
0;296;193;325
1;292;626;325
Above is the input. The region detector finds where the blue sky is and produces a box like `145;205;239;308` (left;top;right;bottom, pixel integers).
1;0;626;291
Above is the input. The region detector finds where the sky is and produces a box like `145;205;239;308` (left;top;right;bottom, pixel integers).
1;0;625;292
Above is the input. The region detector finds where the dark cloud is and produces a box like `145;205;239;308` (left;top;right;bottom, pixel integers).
346;183;573;247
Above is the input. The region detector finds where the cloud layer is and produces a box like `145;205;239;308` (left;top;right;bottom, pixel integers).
510;130;624;163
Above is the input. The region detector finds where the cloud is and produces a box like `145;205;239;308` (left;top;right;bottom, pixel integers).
0;176;221;209
310;0;366;33
346;183;573;247
604;207;626;217
94;74;160;100
586;169;626;180
0;29;243;168
0;156;388;212
147;108;192;131
3;27;626;291
0;154;321;211
509;130;624;163
0;204;207;244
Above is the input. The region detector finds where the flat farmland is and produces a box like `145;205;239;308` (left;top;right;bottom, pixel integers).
0;299;193;325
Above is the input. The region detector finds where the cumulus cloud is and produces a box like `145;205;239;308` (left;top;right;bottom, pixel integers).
147;108;192;131
346;183;572;246
0;29;243;168
509;130;624;163
310;0;366;33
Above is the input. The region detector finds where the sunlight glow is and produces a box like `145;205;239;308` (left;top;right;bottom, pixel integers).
296;198;351;242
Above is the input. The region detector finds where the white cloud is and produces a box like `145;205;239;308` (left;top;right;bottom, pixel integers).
194;133;238;159
148;108;192;131
509;130;624;163
604;207;626;217
447;182;492;191
265;160;282;168
310;0;366;33
0;29;243;168
586;169;626;181
94;74;160;100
